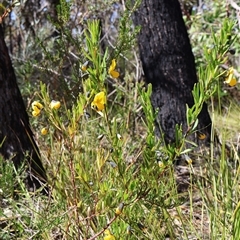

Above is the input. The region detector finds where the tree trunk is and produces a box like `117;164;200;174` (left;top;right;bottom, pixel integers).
133;0;211;145
0;25;48;193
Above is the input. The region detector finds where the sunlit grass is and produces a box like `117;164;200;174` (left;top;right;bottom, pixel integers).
214;103;240;144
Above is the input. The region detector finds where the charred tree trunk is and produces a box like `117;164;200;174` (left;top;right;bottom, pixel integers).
0;25;48;193
133;0;211;145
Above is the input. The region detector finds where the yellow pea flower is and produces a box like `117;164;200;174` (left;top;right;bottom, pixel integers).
91;91;106;111
108;59;119;78
184;154;193;165
198;132;206;140
225;67;237;87
31;101;43;117
32;106;39;112
41;127;48;135
126;225;132;235
157;160;165;168
226;78;237;87
104;229;115;240
32;109;41;117
186;158;192;165
50;100;61;110
31;101;43;111
115;202;124;215
81;61;89;72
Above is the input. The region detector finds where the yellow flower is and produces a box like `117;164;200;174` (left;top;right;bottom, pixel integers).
41;127;48;135
31;101;43;117
226;78;237;87
108;59;119;78
158;160;165;168
91;91;106;111
184;154;193;165
115;202;124;215
50;100;61;110
198;132;206;140
126;225;132;235
32;109;41;117
104;229;115;240
32;106;39;112
225;67;237;87
31;101;43;111
81;61;89;72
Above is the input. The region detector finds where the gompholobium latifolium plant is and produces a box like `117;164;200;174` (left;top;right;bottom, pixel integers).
29;18;179;239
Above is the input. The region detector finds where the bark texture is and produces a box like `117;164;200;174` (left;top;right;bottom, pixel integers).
0;25;47;192
133;0;211;144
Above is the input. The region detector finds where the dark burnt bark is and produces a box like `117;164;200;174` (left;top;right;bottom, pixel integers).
0;25;48;193
133;0;211;145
